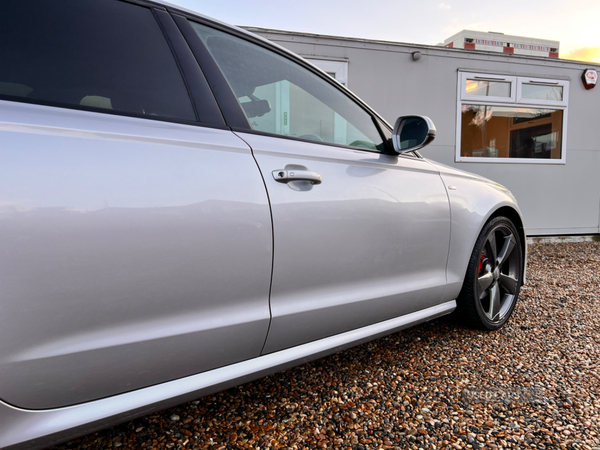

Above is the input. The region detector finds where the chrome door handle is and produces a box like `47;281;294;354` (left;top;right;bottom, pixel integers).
272;169;322;185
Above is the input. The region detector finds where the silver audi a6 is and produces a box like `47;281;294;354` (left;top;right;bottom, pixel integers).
0;0;526;448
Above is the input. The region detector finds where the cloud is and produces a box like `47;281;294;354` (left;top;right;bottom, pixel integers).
439;3;451;9
561;47;600;63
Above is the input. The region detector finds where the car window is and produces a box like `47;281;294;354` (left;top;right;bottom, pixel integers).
190;22;386;151
0;0;196;121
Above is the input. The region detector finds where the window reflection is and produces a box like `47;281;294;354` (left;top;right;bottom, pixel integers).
465;79;511;97
521;84;563;101
461;105;562;159
190;22;385;151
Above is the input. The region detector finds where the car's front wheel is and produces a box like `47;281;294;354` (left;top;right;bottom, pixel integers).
457;216;524;330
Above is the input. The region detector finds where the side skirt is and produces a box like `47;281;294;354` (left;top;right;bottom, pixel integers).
0;300;456;450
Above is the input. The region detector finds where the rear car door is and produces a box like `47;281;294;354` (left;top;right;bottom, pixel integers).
179;19;452;353
0;0;272;409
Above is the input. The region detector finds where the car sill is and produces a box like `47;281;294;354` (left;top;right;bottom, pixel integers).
0;300;456;450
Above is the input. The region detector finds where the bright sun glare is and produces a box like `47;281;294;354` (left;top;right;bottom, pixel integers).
560;47;600;64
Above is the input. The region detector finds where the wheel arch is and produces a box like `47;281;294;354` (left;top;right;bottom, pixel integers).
486;205;527;285
443;194;528;303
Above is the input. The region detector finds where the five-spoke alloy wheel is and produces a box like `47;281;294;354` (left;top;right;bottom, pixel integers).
457;216;524;330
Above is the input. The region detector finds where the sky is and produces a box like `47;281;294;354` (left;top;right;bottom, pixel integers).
168;0;600;63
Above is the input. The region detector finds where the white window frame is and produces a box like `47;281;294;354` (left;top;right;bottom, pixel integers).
516;76;569;107
456;71;569;164
306;59;348;86
461;72;517;103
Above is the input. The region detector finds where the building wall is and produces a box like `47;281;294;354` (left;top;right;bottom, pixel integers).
246;29;600;235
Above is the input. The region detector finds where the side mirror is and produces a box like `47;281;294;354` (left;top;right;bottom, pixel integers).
392;115;436;154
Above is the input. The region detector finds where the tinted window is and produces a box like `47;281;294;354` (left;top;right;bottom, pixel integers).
0;0;195;121
190;22;386;151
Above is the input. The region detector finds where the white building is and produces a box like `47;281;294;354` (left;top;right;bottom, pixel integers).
246;27;599;236
441;30;559;58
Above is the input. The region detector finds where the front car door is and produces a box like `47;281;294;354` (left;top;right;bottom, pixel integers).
181;20;452;353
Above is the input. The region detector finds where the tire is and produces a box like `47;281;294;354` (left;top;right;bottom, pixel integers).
456;216;524;330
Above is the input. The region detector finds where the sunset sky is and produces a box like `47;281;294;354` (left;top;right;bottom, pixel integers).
169;0;600;64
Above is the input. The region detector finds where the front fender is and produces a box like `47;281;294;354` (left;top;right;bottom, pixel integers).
432;164;526;302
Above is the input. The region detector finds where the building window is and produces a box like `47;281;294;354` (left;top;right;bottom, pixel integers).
465;38;474;43
457;72;569;163
305;59;348;86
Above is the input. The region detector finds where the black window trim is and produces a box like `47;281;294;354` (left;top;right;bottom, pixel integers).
172;13;250;130
171;11;401;155
153;8;225;127
233;126;389;155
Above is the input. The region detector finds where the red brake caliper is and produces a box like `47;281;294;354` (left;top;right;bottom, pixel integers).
478;251;485;275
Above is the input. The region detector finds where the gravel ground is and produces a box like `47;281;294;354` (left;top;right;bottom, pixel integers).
48;242;600;450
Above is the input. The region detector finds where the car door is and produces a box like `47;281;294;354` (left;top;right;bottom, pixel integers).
181;20;452;353
0;0;272;409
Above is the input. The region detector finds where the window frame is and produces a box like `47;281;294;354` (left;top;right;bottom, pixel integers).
153;8;226;127
516;76;569;107
306;59;349;86
456;71;569;164
173;14;397;155
460;72;517;103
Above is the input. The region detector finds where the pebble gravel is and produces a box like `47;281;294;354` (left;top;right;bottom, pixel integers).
48;242;600;450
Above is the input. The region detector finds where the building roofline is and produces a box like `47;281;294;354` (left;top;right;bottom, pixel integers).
443;29;559;47
243;26;599;68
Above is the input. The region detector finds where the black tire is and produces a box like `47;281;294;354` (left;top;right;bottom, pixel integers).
456;216;524;330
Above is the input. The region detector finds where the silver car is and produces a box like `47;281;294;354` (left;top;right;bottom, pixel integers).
0;1;526;448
